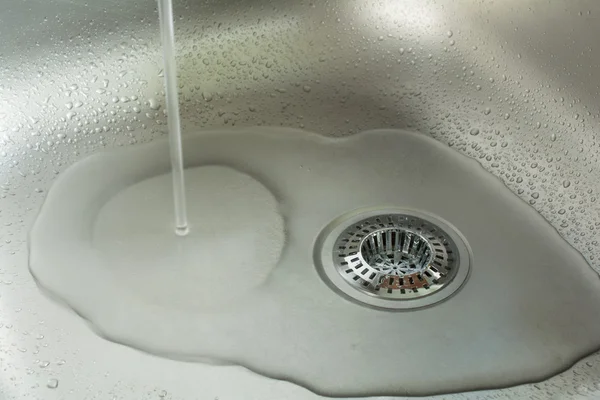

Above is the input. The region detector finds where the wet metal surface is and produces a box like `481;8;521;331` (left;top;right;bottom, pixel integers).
2;0;600;398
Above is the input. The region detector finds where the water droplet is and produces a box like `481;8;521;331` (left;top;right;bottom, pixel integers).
563;180;571;188
46;378;59;389
469;128;480;136
531;192;540;199
303;86;312;93
39;360;50;368
484;107;491;115
576;385;589;395
148;98;161;110
550;133;557;142
446;30;453;38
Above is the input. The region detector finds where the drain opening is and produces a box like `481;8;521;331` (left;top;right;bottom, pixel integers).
360;228;433;276
315;209;471;310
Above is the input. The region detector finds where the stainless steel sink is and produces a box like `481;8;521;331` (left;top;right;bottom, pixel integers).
2;0;600;398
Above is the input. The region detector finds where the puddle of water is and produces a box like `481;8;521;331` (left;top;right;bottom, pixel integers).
29;127;600;397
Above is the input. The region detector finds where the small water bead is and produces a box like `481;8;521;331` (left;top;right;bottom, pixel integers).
148;98;161;110
46;378;59;389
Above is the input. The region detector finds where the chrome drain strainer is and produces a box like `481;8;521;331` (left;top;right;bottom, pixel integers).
314;208;471;310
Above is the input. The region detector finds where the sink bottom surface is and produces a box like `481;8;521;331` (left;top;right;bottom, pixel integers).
29;127;600;397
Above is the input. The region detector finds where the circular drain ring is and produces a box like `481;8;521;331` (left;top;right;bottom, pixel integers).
314;208;472;310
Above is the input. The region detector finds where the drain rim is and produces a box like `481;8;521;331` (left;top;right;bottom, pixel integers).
314;207;472;311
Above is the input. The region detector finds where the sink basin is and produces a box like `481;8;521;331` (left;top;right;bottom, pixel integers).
2;0;600;398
